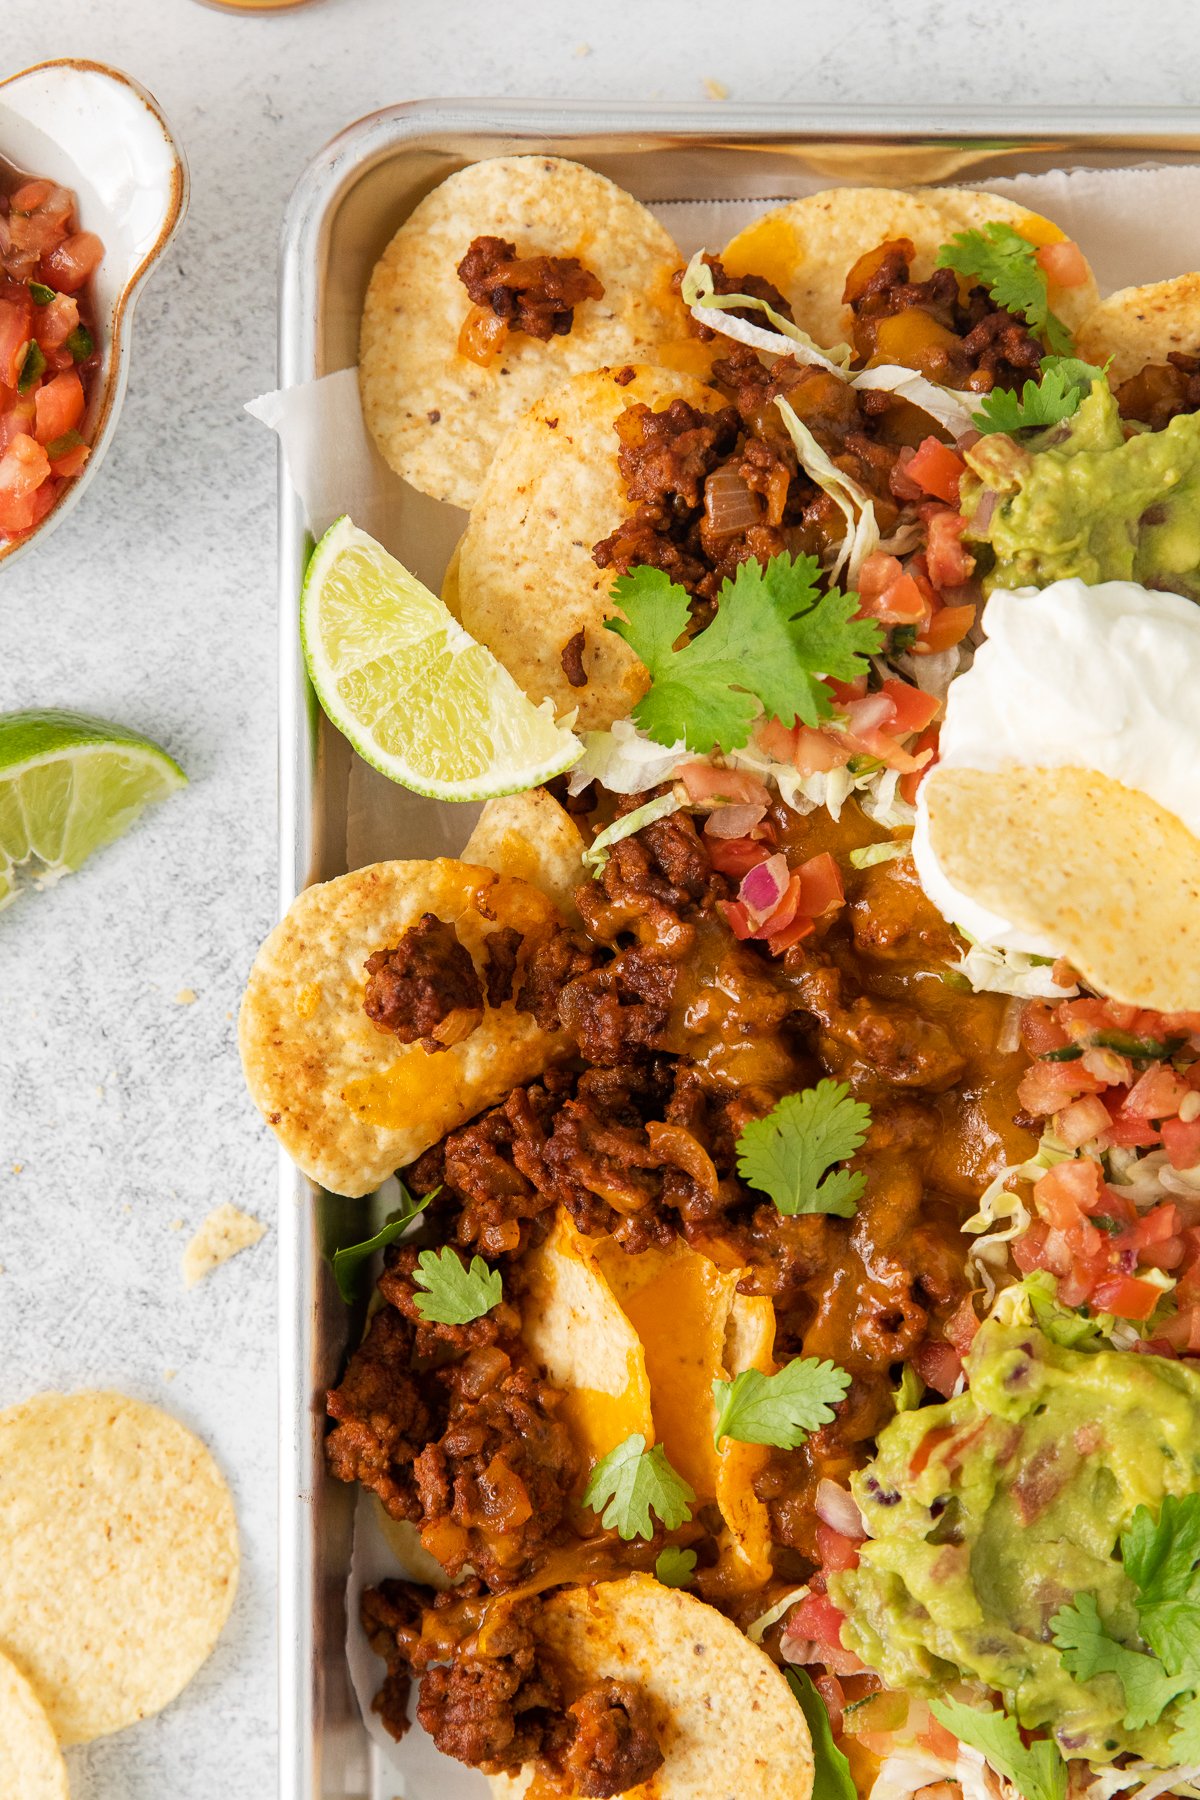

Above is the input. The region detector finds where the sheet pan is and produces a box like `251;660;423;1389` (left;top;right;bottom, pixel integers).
275;100;1200;1800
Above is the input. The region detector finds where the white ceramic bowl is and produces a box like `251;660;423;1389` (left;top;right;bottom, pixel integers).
0;59;188;568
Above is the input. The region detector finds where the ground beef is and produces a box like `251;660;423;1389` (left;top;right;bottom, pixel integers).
560;627;588;688
364;914;483;1050
515;926;602;1030
457;235;603;341
325;1250;578;1590
484;926;522;1007
1116;351;1200;428
559;1680;664;1796
843;236;1045;393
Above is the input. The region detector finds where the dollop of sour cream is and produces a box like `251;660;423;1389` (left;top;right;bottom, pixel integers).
912;577;1200;954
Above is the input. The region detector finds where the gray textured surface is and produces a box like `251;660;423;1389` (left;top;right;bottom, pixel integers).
0;1;1190;1794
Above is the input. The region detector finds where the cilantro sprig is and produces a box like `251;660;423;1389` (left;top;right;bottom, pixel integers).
605;554;881;756
713;1357;850;1449
736;1080;871;1217
937;221;1073;355
654;1545;697;1588
973;355;1108;435
411;1246;503;1325
331;1181;439;1304
787;1669;857;1800
1051;1593;1190;1730
931;1697;1067;1800
583;1433;695;1541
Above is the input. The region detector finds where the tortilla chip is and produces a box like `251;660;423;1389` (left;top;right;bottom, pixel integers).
592;1235;776;1586
181;1203;266;1288
0;1391;238;1746
239;859;566;1197
721;185;1096;348
461;787;587;924
441;538;463;618
1076;273;1200;385
0;1649;68;1799
360;155;689;510
521;1211;653;1478
924;764;1200;1013
489;1575;814;1800
457;364;724;730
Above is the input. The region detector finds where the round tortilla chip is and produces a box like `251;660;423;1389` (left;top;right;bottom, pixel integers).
721;184;1096;347
489;1575;814;1800
1076;273;1200;385
360;155;689;510
0;1650;68;1799
924;764;1200;1014
461;787;587;925
457;364;724;730
239;859;567;1198
0;1392;238;1747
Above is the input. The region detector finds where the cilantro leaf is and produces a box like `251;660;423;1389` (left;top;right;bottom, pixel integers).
736;1080;871;1217
606;554;882;755
583;1433;695;1541
411;1246;502;1325
1169;1692;1200;1762
931;1698;1067;1800
713;1357;851;1449
1122;1495;1200;1678
1051;1594;1191;1730
787;1669;857;1800
331;1181;439;1304
937;221;1073;355
973;356;1106;436
654;1546;697;1588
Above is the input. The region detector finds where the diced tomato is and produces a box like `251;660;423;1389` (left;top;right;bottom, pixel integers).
1021;1001;1070;1057
899;725;939;805
718;899;755;940
0;393;36;453
756;717;799;762
879;678;939;736
1123;1064;1190;1120
944;1294;980;1357
827;675;868;706
1056;1093;1113;1148
33;291;79;351
1157;1305;1200;1355
46;438;88;479
708;836;770;879
678;761;770;808
1103;1103;1163;1149
1037;239;1089;289
1091;1274;1162;1321
919;1715;963;1764
911;1340;963;1398
786;1593;850;1658
33;369;84;445
813;1673;846;1737
766;912;815;956
1033;1156;1106;1216
857;568;928;625
0;287;33;389
797;852;845;918
758;871;804;938
924;508;975;588
815;1523;861;1573
855;550;903;603
41;230;104;294
790;726;853;776
0;432;50;500
919;602;976;653
1163;1114;1200;1170
0;474;57;535
905;438;966;505
1017;1057;1104;1116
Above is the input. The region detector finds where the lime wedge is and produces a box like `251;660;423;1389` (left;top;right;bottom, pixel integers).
0;710;186;911
300;517;581;800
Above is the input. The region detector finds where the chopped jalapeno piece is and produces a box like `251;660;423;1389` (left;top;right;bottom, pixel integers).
28;280;56;305
65;323;93;363
17;341;46;393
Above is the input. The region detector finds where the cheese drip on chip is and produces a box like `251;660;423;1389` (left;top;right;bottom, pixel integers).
488;1575;815;1800
913;579;1200;1010
239;858;568;1197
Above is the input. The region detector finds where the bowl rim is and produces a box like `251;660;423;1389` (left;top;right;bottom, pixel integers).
0;57;190;567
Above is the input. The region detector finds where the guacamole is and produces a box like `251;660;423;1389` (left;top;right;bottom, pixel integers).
961;382;1200;598
831;1321;1200;1764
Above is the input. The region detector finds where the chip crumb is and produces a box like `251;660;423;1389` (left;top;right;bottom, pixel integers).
95;1085;104;1097
163;1368;176;1382
574;41;592;56
175;988;198;1006
169;1218;183;1232
182;1204;267;1289
703;76;729;100
10;1164;22;1175
122;1204;132;1216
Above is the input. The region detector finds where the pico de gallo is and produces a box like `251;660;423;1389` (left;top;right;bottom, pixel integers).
0;160;103;545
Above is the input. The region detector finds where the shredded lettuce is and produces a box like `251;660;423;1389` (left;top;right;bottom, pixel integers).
745;1584;810;1644
680;250;851;372
850;364;977;436
569;719;688;795
582;790;686;873
775;396;879;582
850;840;910;870
951;938;1079;1000
963;1133;1073;1297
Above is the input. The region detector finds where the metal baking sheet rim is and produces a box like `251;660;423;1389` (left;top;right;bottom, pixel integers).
273;99;1200;1800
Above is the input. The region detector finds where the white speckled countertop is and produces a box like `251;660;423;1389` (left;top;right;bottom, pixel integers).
0;2;1192;1793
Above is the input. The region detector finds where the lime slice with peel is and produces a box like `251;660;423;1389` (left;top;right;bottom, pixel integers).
0;710;186;912
301;517;581;799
